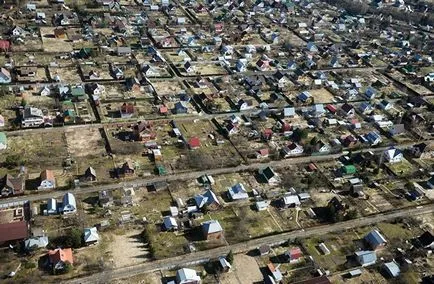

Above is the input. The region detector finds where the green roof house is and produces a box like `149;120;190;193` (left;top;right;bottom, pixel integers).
0;132;6;150
342;165;356;175
70;86;86;100
156;165;167;176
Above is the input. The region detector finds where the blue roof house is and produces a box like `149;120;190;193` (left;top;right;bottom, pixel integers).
365;229;387;250
355;250;377;267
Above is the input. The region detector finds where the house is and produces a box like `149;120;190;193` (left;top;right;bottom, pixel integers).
0;115;4;127
218;256;232;272
365;131;382;145
418;231;434;249
255;200;269;211
84;227;100;245
281;194;301;208
267;263;283;282
365;229;387;250
274;71;288;87
46;198;57;215
285;247;303;263
24;236;49;251
258;244;271;256
38;170;55;190
54;27;67;39
0;68;11;83
188;137;201;149
340;103;355;117
194;189;220;210
176;268;201;284
1;174;24;197
256;148;269;158
364;87;377;100
235;59;247;72
306;42;318;52
281;143;304;157
117;46;131;56
0;40;11;52
0;132;7;150
311;104;325;117
174;101;188;114
359;102;373;114
48;248;73;271
355;250;377;267
379;99;393;110
0;221;28;246
388;124;405;136
342;165;356;175
227;183;249;200
84;166;97;181
61;192;77;214
383;261;400;278
120;161;135;176
163;216;178;231
120;103;135;118
256;59;269;71
315;140;330;153
383;147;403;163
258;166;279;184
202;220;223;240
297;91;312;103
283;107;295;117
22;107;44;127
184;61;194;73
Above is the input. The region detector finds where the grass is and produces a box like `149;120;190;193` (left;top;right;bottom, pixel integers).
385;159;415;177
375;222;417;242
130;190;173;224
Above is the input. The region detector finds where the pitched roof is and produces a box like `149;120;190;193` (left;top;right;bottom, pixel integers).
0;221;28;243
202;220;223;234
84;227;100;243
40;169;55;181
48;248;73;265
365;230;387;248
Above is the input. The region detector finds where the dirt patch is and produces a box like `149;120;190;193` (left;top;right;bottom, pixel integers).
65;128;106;157
220;254;263;284
110;229;150;268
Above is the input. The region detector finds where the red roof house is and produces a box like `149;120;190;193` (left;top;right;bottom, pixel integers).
326;104;337;113
48;248;74;270
0;40;10;51
188;137;201;149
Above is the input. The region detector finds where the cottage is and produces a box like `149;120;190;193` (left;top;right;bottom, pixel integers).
116;46;132;56
267;263;283;282
297;91;312;103
227;183;249;200
281;143;304;157
0;174;24;197
285;247;303;262
255;200;269;211
0;68;11;84
84;166;97;181
84;227;100;245
194;189;220;210
176;268;201;284
174;101;188;114
282;194;301;208
0;115;4;127
120;103;135;118
365;229;387;250
364;131;382;145
0;132;7;150
202;220;223;240
418;231;434;249
120;161;135;176
38;170;55;190
61;192;77;214
340;103;355;117
355;250;377;267
218;256;232;272
383;261;400;278
22;107;44;127
188;137;201;149
258;166;279;184
383;147;403;163
46;198;57;215
24;236;48;251
258;244;271;256
0;221;28;246
48;248;73;271
163;216;178;231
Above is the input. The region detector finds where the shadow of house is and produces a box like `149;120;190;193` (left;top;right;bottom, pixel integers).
25;178;41;191
116;131;135;141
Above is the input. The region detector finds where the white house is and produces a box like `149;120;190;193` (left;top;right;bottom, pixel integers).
61;192;77;214
0;132;6;150
258;166;280;185
282;194;301;208
176;268;201;284
383;147;403;163
281;143;304;157
84;227;100;245
46;198;57;215
227;183;249;200
38;170;55;190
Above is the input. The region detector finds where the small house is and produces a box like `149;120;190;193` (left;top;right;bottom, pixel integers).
176;268;201;284
120;161;135;176
340;103;355;117
383;147;403;163
84;227;100;245
418;231;434;249
0;221;28;246
163;216;178;231
218;256;232;272
383;261;400;278
267;263;283;282
202;220;223;240
258;244;271;256
285;247;303;262
364;230;387;250
355;250;377;267
342;165;356;175
99;190;113;207
24;236;48;251
46;198;57;215
188;137;201;149
0;132;7;150
227;183;249;201
319;242;330;255
84;166;97;181
258;166;279;184
0;174;24;197
48;248;73;271
38;170;55;190
194;189;220;210
282;195;301;208
255;200;269;211
61;192;77;214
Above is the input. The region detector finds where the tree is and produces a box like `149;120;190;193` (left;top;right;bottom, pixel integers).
226;250;234;264
292;128;308;142
64;228;83;248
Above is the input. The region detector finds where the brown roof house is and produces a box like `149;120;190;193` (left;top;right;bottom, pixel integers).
84;167;97;182
38;170;56;190
0;221;28;246
48;248;73;271
120;161;135;176
202;220;223;240
1;174;24;197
